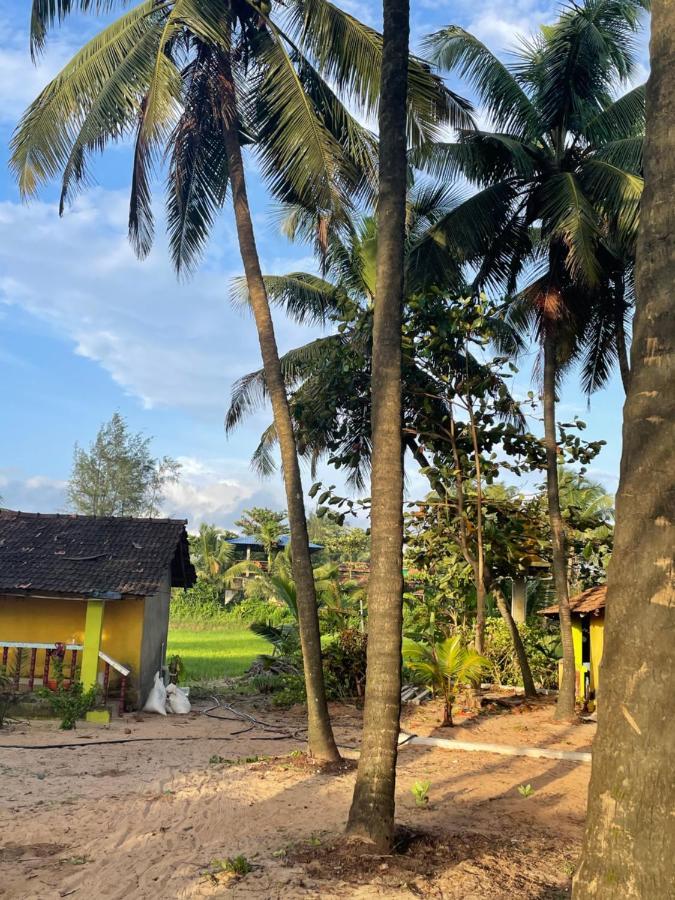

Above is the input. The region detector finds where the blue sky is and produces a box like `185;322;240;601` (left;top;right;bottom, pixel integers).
0;0;649;529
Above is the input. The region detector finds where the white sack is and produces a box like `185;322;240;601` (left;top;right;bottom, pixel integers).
166;683;191;715
143;672;168;715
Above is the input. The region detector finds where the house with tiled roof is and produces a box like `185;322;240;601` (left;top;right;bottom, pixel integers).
0;510;195;709
540;585;606;705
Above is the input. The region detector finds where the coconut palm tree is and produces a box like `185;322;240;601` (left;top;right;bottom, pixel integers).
574;2;675;894
423;0;648;719
13;0;471;761
226;202;541;693
403;635;489;726
189;523;236;584
225;186;520;488
343;0;410;851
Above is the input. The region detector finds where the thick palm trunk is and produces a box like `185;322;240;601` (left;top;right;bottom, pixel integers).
221;97;339;763
573;7;675;895
346;0;409;850
543;329;576;720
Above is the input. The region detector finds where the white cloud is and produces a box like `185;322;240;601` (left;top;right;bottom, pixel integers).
0;190;322;417
0;457;286;530
161;457;269;529
0;19;86;124
0;470;68;512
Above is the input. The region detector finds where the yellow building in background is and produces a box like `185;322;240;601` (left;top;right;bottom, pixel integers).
541;585;606;704
0;510;195;707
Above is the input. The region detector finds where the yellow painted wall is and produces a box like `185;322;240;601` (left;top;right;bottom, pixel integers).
0;594;144;690
589;613;604;694
572;618;584;698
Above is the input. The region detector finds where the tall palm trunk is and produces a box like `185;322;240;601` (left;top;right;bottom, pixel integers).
346;0;409;850
574;5;675;894
614;275;631;394
221;71;339;764
543;327;576;720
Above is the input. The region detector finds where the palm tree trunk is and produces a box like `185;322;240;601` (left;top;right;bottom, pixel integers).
542;328;576;720
468;403;486;656
614;275;631;394
346;0;409;850
573;6;675;894
442;696;454;727
221;76;339;763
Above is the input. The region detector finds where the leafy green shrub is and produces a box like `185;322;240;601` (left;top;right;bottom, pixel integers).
170;582;294;629
40;680;97;729
322;628;368;699
479;619;561;689
237;596;294;627
167;654;185;683
222;856;253;876
170;582;229;624
0;665;19;727
38;654;97;729
270;674;307;707
250;673;280;694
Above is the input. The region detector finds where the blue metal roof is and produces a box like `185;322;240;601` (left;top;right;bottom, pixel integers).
226;534;323;551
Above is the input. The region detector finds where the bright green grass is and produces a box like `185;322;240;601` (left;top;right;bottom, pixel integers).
167;627;268;681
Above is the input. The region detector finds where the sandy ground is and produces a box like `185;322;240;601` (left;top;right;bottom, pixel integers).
0;696;594;899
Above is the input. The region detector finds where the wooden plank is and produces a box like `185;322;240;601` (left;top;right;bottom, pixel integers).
98;651;130;677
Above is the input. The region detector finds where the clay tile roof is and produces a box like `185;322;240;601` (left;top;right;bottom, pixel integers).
539;585;607;617
0;510;196;598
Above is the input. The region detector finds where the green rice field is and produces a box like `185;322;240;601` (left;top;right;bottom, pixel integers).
166;626;268;682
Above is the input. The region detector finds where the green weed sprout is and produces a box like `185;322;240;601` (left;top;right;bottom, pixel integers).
411;780;431;807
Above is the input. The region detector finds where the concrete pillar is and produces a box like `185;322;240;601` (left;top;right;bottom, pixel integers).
511;578;527;624
80;599;105;689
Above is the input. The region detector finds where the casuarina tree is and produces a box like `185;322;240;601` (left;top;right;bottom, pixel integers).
13;0;469;760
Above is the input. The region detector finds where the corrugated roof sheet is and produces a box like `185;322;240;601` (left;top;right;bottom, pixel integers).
540;585;607;617
0;509;195;598
226;535;323;551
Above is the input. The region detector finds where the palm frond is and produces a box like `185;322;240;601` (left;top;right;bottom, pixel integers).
250;30;357;216
534;0;648;133
591;135;643;173
11;0;166;198
412;132;539;188
230;272;350;325
583;83;645;145
579;157;643;236
579;303;619;394
423;26;539;135
30;0;127;57
537;172;602;285
285;0;474;143
418;180;521;275
166;47;230;275
225;335;344;432
251;423;279;478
